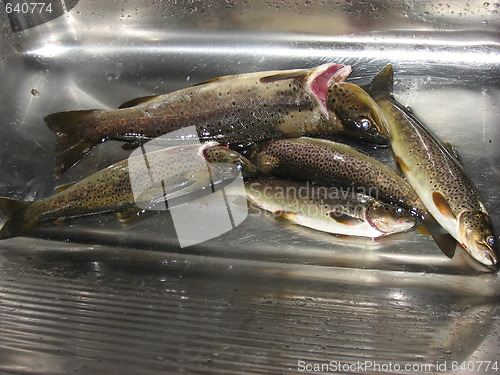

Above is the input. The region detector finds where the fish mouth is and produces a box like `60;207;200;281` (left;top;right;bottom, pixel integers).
365;203;416;235
384;218;417;235
371;132;392;146
467;257;499;273
239;160;258;178
467;247;498;272
458;241;499;272
485;262;499;273
361;120;392;144
472;240;498;267
342;129;391;146
472;253;498;273
482;249;498;269
373;112;392;144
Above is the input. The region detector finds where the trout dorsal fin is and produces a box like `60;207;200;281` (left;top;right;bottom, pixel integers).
193;76;229;86
259;71;308;83
118;95;160;109
362;64;394;100
193;72;290;87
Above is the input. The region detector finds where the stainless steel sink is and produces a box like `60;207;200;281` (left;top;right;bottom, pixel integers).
0;1;499;374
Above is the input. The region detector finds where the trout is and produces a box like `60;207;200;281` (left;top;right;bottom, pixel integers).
363;65;498;271
0;144;256;239
247;137;426;216
245;178;417;238
44;63;391;176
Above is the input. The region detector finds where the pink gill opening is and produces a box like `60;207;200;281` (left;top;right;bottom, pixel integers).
307;64;352;120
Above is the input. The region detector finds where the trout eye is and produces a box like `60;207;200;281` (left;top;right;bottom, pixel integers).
358;119;372;130
394;207;404;215
487;236;495;246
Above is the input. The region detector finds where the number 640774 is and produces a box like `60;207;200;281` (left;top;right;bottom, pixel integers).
5;2;53;14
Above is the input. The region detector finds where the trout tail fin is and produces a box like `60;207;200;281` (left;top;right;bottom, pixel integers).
0;198;34;239
44;110;101;177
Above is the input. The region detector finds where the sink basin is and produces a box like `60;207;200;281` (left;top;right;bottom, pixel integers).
0;1;499;374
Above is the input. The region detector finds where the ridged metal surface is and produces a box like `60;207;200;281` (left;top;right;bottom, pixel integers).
1;239;499;374
1;1;499;374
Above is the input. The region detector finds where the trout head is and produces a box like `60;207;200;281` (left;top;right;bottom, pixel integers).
203;146;258;179
327;82;391;145
366;202;417;235
458;210;498;271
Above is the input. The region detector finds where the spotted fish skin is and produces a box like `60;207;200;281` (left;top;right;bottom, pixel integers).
0;144;254;239
248;137;426;216
245;178;417;237
44;64;391;176
365;65;498;271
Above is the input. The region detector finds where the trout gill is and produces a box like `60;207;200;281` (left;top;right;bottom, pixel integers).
44;63;391;176
0;144;256;239
245;178;417;238
363;65;498;271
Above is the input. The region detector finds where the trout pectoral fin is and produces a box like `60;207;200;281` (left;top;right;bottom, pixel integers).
116;205;154;226
395;156;410;174
432;234;457;259
118;95;160;109
416;223;431;236
432;192;456;220
259;71;307;83
53;218;65;226
416;223;457;258
55;182;77;193
274;210;296;220
229;195;248;207
329;212;363;226
419;210;457;258
417;218;449;237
